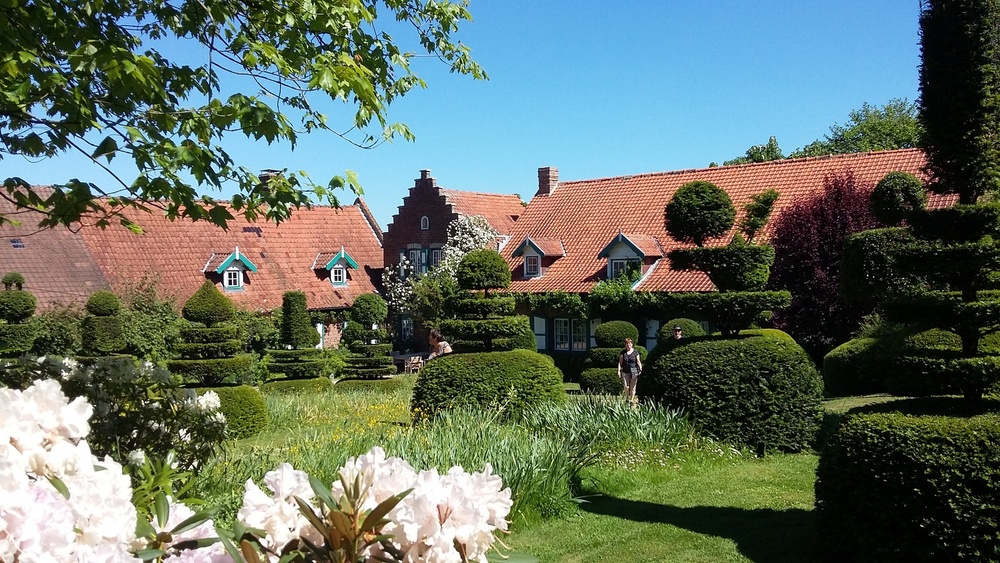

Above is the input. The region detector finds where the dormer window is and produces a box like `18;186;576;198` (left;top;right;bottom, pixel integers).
203;247;258;291
420;216;430;230
512;236;565;279
524;255;540;277
597;231;663;280
312;246;358;287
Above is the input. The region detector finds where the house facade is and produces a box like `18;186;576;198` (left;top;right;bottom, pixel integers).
502;150;955;353
0;192;385;347
382;169;525;350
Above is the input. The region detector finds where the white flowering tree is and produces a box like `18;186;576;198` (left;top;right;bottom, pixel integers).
440;215;500;275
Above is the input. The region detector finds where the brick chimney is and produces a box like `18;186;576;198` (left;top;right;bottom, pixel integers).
258;168;281;186
537;166;558;196
415;169;437;189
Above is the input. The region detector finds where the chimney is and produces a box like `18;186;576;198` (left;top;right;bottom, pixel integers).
537;166;558;196
259;168;280;186
415;169;437;189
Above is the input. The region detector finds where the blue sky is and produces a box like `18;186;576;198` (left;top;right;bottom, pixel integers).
4;1;922;230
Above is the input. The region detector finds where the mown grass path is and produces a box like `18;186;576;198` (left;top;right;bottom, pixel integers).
508;454;818;562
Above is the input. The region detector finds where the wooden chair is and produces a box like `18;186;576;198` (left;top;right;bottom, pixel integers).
404;356;424;374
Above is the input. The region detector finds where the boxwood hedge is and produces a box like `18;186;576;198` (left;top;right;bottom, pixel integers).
81;315;126;355
579;367;622;395
817;402;1000;562
0;290;36;323
86;290;121;316
0;323;36;356
593;320;639;348
261;376;334;395
586;345;647;368
640;330;822;453
410;349;565;420
169;354;254;386
823;338;883;397
198;385;269;439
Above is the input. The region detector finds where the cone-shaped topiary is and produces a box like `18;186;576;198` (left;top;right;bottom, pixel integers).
0;272;37;357
169;284;250;385
182;280;235;328
341;293;396;380
266;291;325;382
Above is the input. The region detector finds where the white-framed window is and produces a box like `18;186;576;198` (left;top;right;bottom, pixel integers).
553;319;570;351
572;319;587;351
400;317;414;342
431;248;442;268
331;266;346;285
610;259;639;279
224;267;242;290
524;255;540;277
420;216;429;230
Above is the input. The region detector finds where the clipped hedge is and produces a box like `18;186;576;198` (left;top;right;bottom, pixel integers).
439;316;531;345
662;291;791;337
823;338;883;397
587;345;647;368
579;367;622;395
658;318;706;343
199;385;269;439
280;291;319;349
350;293;388;327
593;320;639;348
261;376;333;395
81;316;126;355
410;349;565;420
0;323;36;356
668;245;774;291
182;281;235;327
817;407;1000;562
456;249;511;291
2;272;25;289
173;340;244;360
180;325;239;343
640;331;822;453
446;295;516;318
334;375;416;394
86;290;121;316
870;171;926;226
841;227;923;303
908;203;1000;243
0;290;37;323
169;354;254;386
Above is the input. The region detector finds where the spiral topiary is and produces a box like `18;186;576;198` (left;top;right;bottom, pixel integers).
340;293;396;380
169;283;249;385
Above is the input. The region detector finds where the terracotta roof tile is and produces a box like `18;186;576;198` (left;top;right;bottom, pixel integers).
504;149;947;294
440;189;524;234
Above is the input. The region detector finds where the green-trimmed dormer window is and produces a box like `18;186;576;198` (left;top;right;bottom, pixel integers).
597;231;663;280
312;246;357;286
203;246;258;291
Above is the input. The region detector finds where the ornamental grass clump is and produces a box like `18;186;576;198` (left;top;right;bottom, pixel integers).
341;292;397;380
0;271;37;357
168;280;253;386
266;290;328;382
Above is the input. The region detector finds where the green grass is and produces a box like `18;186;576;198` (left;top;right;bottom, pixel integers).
508;454;819;563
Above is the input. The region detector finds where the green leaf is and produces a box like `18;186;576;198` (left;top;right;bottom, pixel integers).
134;548;167;561
92;136;118;163
169;507;218;535
47;476;70;499
360;489;411;532
153;492;169;528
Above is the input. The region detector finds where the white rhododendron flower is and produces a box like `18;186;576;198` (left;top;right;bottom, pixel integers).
193;391;221;413
128;449;147;467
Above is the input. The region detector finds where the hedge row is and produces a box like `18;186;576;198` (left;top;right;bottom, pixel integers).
198;385;268;439
168;355;254;386
261;376;333;395
579;368;622;395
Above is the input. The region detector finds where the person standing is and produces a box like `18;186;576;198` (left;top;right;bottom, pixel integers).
618;337;643;404
673;325;684;340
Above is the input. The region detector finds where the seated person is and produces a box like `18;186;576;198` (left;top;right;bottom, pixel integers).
426;328;453;360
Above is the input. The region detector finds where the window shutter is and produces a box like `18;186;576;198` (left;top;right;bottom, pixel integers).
590;318;601;348
532;316;547;351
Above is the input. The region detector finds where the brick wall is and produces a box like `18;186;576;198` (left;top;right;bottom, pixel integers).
382;170;459;267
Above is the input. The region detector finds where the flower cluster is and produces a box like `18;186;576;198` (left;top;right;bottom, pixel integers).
239;447;513;562
0;379;138;562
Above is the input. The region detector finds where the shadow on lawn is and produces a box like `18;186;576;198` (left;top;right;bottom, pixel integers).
581;495;817;563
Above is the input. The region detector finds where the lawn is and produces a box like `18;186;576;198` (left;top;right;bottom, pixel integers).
195;378;823;562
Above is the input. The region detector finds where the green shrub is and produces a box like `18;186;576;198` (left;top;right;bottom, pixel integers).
640;331;823;453
664;180;736;246
182;280;235;327
0;323;37;356
660;291;791;337
658;318;706;343
586;345;647;368
446;295;516;318
85;290;121;316
340;321;365;348
411;349;565;420
2;272;25;290
231;309;279;354
333;375;417;394
546;352;589;383
81;315;126;355
116;279;183;362
349;293;388;327
180;325;239;343
816;407;1000;562
280;291;318;348
840;227;923;303
456;249;511;291
908;204;1000;243
579;367;622;395
261;376;333;395
168;354;254;386
668;243;774;291
267;348;322;360
30;305;84;357
267;357;327;380
822;338;885;397
0;290;36;323
593;320;639;348
199;385;269;439
173;340;244;359
870;171;927;226
439;316;532;350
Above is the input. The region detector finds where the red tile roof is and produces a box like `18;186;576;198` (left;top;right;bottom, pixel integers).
440;189;524;234
504;149;957;294
74;200;383;311
530;237;567;257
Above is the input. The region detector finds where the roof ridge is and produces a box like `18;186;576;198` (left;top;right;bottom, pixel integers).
556;148;924;186
439;187;522;199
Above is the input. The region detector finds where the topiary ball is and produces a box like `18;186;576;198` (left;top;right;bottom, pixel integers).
579;367;623;395
640;330;823;453
665;180;737;246
182;280;235;327
593;320;639;348
199;385;269;439
456;249;511;291
871;171;927;226
350;293;388;327
658;318;706;343
2;272;25;290
0;290;37;323
86;290;122;317
410;349;565;420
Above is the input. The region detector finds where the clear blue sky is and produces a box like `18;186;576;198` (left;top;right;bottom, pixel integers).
4;1;922;230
